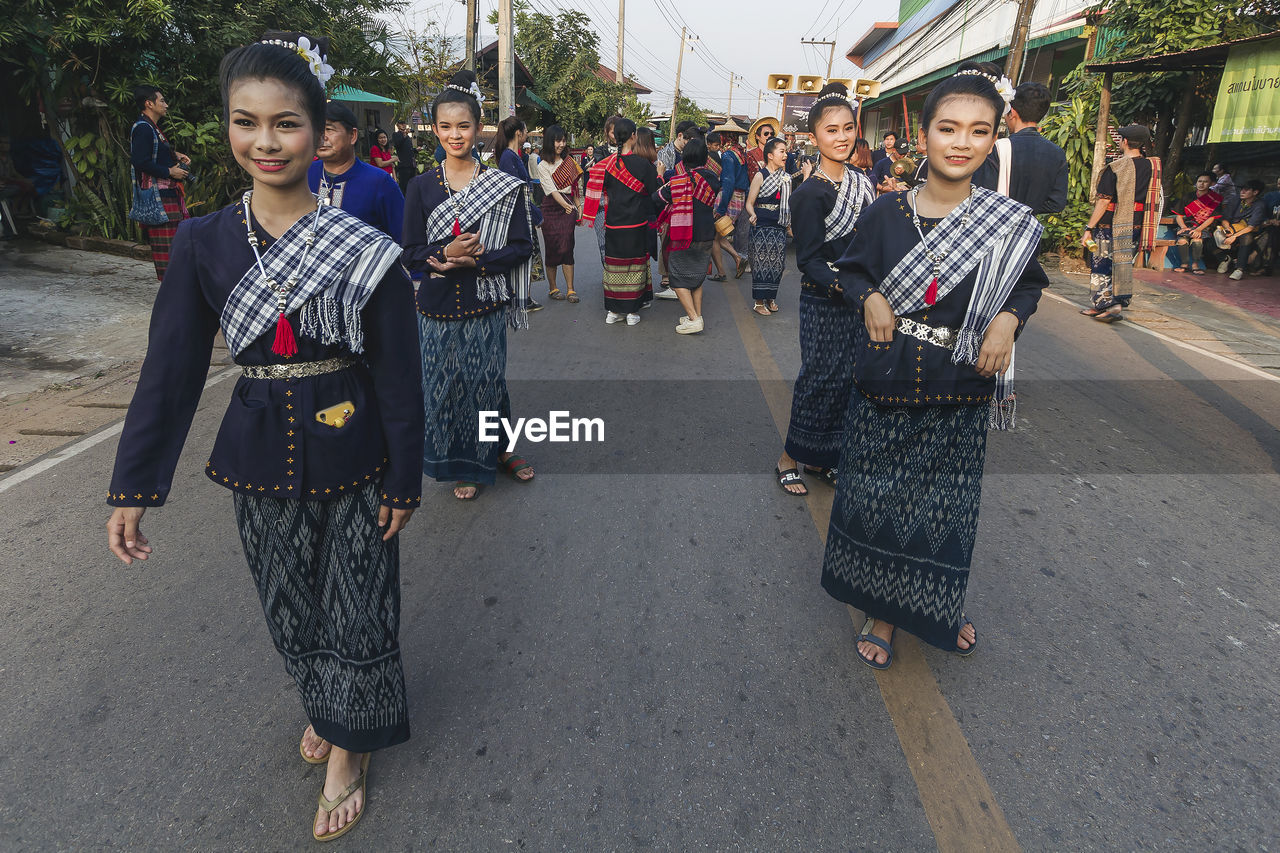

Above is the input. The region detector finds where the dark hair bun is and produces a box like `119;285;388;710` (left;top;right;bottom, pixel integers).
816;82;849;99
448;70;478;90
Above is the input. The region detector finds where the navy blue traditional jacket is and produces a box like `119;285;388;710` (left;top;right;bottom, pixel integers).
1006;128;1069;214
790;175;856;299
107;202;425;509
130;116;176;181
401;165;533;321
837;191;1048;406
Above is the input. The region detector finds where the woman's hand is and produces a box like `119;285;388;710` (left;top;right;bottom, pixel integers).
107;507;151;565
747;209;757;226
378;506;414;541
975;312;1020;378
445;232;483;259
863;292;896;342
168;165;189;180
175;152;191;165
428;255;477;272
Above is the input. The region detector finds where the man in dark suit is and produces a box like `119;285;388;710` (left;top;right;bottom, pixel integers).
1003;82;1068;214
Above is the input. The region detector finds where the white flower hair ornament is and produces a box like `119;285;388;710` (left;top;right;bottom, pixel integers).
260;35;335;88
955;68;1016;115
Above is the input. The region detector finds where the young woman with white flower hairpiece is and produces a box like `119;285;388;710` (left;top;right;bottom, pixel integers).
105;33;424;842
821;60;1049;671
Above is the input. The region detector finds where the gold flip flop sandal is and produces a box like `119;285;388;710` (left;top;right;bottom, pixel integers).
313;753;371;842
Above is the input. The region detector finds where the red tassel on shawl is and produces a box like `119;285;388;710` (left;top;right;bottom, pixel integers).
272;313;298;357
452;218;462;236
925;277;939;306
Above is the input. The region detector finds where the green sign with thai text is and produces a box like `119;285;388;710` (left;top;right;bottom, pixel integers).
1209;40;1280;143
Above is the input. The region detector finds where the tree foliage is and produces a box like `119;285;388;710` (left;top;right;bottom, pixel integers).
2;0;405;238
671;94;708;131
505;6;630;138
1036;0;1280;255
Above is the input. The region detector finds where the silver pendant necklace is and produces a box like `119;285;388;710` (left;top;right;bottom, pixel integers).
242;190;324;317
907;184;973;305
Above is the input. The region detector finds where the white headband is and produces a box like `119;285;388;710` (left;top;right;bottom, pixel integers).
261;36;334;88
954;68;1015;115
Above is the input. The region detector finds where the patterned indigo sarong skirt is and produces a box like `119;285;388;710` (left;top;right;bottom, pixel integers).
783;290;859;470
1087;226;1133;311
750;224;787;301
667;241;712;291
821;395;988;651
235;482;409;752
418;309;510;485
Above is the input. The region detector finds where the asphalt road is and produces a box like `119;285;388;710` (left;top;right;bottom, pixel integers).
1;231;1277;851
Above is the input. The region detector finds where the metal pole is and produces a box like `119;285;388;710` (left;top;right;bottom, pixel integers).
670;26;687;141
498;0;514;116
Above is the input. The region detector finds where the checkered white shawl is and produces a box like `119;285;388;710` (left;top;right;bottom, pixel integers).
879;188;1043;430
221;204;402;356
824;167;874;243
425;167;532;330
758;167;793;227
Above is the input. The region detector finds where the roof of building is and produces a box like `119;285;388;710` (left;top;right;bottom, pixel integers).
1084;29;1280;73
595;63;652;95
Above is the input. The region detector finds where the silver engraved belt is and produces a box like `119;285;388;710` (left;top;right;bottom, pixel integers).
896;317;957;350
241;355;359;380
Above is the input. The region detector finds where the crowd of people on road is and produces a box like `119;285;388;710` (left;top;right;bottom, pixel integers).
98;29;1276;845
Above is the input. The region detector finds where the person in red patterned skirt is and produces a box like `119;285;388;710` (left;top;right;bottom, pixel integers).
130;85;192;280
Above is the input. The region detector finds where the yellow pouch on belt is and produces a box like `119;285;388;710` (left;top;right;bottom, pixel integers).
315;401;355;428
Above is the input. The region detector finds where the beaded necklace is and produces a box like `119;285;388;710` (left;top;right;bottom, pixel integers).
443;161;481;236
242;190;324;356
907;184;973;306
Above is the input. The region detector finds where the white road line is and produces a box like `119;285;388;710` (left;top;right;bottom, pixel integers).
0;367;237;495
1043;291;1280;383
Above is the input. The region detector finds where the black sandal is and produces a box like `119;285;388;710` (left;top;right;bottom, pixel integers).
804;466;837;487
775;466;808;496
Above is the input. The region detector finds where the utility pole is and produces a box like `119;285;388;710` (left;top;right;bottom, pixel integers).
670;27;693;140
498;0;514;116
756;89;763;120
1004;0;1037;84
801;38;837;77
727;72;735;119
464;0;477;71
617;0;625;90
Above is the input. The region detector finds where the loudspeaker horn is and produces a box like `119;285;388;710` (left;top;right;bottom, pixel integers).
854;78;882;99
767;74;794;92
796;75;824;93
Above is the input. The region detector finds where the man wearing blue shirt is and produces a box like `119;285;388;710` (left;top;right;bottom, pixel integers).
713;120;752;278
310;103;404;239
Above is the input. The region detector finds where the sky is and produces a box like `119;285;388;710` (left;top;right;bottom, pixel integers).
402;0;901;118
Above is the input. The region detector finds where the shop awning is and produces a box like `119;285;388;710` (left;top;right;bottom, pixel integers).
330;85;398;105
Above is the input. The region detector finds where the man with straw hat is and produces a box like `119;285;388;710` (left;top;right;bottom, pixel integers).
746;116;781;175
713;117;753;278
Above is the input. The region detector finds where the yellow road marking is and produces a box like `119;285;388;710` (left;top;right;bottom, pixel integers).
724;279;1020;853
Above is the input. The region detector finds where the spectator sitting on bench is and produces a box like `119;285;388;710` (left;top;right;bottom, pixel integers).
1168;171;1221;276
1215;179;1266;280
